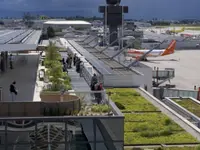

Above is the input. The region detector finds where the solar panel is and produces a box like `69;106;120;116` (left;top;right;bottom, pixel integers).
68;40;113;74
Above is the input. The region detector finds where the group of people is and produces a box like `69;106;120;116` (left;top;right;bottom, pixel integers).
61;53;83;74
61;53;104;104
61;54;73;72
90;73;103;104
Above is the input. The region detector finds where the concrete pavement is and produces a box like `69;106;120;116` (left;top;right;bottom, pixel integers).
0;53;39;102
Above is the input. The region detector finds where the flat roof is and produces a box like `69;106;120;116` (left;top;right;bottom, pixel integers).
44;20;91;25
0;29;42;45
0;29;42;52
141;50;200;90
0;44;37;52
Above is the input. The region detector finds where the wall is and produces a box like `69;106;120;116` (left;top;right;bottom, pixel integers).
0;101;81;117
133;63;153;94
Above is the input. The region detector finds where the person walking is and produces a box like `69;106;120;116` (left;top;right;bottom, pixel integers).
73;53;77;66
68;55;72;68
9;81;18;101
90;74;98;91
94;82;103;104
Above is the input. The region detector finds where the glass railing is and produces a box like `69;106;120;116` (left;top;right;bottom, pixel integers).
0;116;123;150
0;90;124;150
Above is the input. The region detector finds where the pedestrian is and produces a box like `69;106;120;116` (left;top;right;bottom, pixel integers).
62;58;65;65
9;54;14;69
90;74;98;91
73;53;77;66
94;82;103;104
9;81;18;101
69;55;72;68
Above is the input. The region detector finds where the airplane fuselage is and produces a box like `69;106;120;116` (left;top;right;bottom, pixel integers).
127;49;165;58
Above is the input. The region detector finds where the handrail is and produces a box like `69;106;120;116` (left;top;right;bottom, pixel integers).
127;39;168;68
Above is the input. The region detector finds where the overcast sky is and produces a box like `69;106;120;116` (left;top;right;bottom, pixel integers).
0;0;200;19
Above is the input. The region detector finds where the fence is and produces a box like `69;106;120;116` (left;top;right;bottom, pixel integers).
81;64;103;86
0;90;123;150
153;88;198;100
0;116;124;150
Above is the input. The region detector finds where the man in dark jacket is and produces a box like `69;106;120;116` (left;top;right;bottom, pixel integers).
10;81;17;101
90;74;98;91
73;53;77;66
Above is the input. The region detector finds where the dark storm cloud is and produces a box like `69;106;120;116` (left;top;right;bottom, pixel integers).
0;0;200;19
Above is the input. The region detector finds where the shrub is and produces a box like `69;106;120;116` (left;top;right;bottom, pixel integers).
196;145;200;150
160;128;173;136
115;102;125;110
140;128;173;138
91;104;111;113
164;118;172;125
140;130;160;138
133;124;149;132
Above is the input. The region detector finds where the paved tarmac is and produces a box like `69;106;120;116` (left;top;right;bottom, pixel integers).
141;50;200;90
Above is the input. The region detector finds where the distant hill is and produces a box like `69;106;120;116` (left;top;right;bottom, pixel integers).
0;10;100;18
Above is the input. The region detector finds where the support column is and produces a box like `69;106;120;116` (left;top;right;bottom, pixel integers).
65;122;69;150
5;121;7;150
93;119;96;150
1;52;5;73
5;51;8;69
35;122;38;150
109;26;118;46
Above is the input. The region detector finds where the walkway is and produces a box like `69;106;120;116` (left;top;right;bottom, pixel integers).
60;52;90;91
68;66;90;91
0;53;39;102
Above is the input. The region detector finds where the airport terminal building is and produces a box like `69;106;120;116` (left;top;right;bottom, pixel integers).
43;20;92;32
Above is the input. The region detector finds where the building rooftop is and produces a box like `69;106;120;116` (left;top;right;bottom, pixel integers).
44;20;91;25
0;29;42;52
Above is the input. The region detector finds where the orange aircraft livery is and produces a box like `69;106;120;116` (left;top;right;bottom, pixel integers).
126;40;176;58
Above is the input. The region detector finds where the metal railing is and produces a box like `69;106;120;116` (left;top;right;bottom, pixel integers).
0;116;123;150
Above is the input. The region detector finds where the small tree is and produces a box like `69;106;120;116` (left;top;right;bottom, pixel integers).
47;27;55;38
44;42;71;91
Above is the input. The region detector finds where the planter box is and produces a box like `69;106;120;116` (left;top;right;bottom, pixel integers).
40;91;80;102
40;91;61;102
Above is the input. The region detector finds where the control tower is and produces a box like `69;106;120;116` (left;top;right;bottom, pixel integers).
99;0;128;46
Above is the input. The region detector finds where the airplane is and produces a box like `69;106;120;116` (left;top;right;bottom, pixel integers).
169;27;185;34
126;40;176;61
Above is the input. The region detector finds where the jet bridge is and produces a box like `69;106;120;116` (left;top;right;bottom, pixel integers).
67;40;144;88
152;68;175;87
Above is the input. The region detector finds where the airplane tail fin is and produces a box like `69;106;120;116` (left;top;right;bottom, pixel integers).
161;40;176;56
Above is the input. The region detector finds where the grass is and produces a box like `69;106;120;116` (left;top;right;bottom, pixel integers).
172;98;200;118
107;88;158;112
107;88;199;145
91;104;111;113
125;146;200;150
185;27;200;30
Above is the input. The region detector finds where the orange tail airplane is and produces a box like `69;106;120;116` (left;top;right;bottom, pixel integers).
126;40;176;59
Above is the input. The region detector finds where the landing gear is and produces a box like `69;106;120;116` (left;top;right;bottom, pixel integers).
141;58;148;61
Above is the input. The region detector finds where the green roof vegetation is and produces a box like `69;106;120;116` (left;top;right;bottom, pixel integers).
107;88;199;146
125;146;200;150
172;98;200;118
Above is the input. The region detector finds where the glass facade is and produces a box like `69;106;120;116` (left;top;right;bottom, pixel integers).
0;116;123;150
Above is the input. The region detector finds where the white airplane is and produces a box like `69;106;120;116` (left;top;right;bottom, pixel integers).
126;40;176;61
